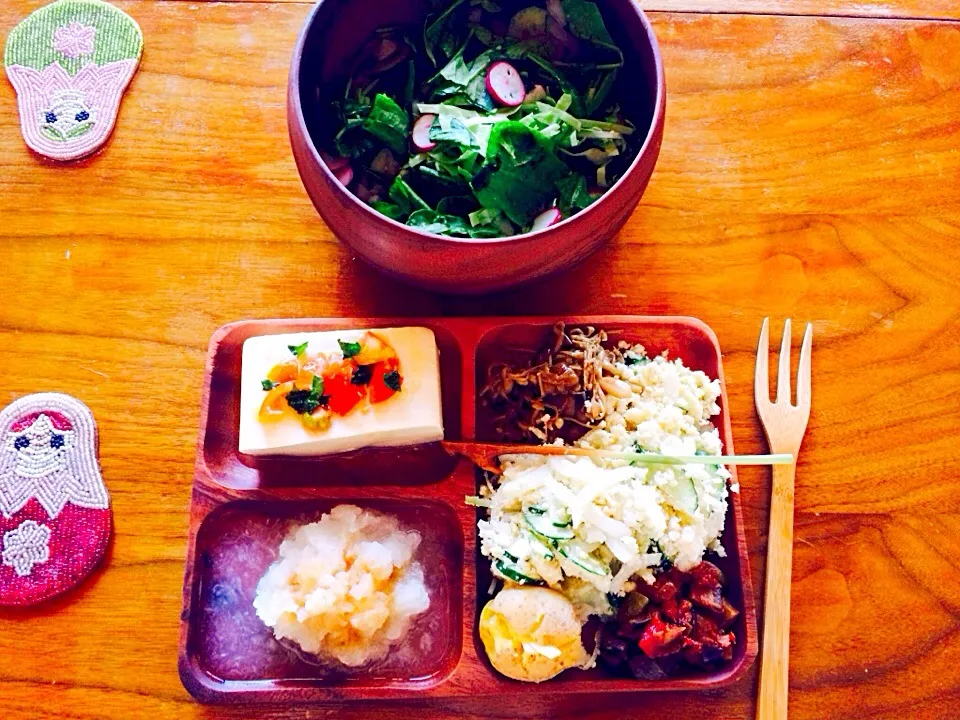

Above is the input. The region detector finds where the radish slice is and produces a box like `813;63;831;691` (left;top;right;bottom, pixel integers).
531;207;562;231
412;114;437;151
486;61;526;107
334;164;354;187
320;151;349;173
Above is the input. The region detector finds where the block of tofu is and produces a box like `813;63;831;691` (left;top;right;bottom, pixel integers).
239;327;444;456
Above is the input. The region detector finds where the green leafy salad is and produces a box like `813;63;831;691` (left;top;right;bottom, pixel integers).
327;0;641;238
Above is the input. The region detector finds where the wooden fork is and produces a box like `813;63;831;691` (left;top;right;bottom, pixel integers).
755;318;813;720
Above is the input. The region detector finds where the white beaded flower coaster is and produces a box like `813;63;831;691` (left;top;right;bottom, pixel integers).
4;0;143;162
0;393;111;606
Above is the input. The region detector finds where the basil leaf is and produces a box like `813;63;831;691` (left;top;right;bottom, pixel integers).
261;379;278;391
362;94;410;155
289;342;308;356
338;339;362;358
351;364;374;385
383;369;402;391
286;389;320;415
311;375;324;395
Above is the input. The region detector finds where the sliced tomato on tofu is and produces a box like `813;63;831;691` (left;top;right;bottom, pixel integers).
322;360;367;415
369;357;403;403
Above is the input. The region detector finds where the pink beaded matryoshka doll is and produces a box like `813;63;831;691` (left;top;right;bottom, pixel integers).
0;393;111;606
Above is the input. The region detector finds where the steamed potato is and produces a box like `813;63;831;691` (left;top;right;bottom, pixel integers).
479;586;588;682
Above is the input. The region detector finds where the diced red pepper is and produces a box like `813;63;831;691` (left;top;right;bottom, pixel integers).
661;596;693;626
690;560;725;589
322;360;366;416
637;614;686;658
643;574;679;603
689;583;724;613
369;357;402;404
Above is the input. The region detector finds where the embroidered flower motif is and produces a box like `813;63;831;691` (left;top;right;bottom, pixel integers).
2;520;51;577
52;21;97;59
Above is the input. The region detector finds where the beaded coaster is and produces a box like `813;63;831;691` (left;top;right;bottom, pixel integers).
0;393;111;607
4;0;143;162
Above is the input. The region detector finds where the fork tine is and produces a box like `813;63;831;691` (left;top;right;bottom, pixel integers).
796;323;813;408
777;318;792;404
755;317;770;404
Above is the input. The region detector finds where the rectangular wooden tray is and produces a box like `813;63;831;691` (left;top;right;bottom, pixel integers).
178;316;758;704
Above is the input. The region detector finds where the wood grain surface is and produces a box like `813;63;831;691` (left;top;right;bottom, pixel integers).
1;0;959;718
155;0;960;21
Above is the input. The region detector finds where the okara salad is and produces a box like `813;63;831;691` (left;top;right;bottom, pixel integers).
325;0;640;237
471;325;741;681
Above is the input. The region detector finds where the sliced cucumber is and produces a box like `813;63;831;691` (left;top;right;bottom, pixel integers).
559;544;609;576
524;507;575;540
494;558;543;586
666;476;699;514
525;530;556;560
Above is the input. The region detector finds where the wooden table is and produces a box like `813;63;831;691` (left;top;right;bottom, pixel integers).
2;0;959;717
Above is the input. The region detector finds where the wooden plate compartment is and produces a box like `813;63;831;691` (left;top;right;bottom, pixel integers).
179;317;758;704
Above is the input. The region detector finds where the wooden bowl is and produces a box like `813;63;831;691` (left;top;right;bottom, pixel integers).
287;0;666;294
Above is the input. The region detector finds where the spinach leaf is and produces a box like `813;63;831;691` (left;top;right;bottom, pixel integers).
334;98;375;157
436;195;479;216
561;0;623;61
556;174;595;215
424;0;468;66
389;175;432;213
584;68;619;117
361;94;410;155
370;200;406;220
407;209;473;235
418;164;469;188
432;46;497;111
474;122;571;225
525;52;584;116
406;209;501;237
430;116;479;149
